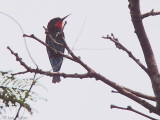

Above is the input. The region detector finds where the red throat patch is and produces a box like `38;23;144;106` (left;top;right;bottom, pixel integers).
55;21;63;29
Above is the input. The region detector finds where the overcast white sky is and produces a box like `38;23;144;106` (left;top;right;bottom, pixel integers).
1;0;160;120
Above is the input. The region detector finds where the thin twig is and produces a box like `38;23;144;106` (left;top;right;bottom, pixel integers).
123;87;155;101
0;12;38;67
0;86;29;92
141;9;160;19
102;34;149;75
12;71;28;76
61;33;94;72
112;88;155;101
111;105;158;120
43;26;64;46
14;71;37;120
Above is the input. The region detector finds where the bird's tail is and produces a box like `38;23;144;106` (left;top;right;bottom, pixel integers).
52;76;61;83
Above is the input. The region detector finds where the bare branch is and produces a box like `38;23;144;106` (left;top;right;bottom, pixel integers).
102;34;149;75
128;0;159;75
12;71;28;76
60;32;95;73
111;105;158;120
111;88;155;101
141;9;160;19
23;34;75;62
7;46;91;79
128;0;160;111
43;26;64;46
92;73;159;115
44;21;94;73
8;45;160;115
123;87;156;101
64;44;93;72
25;26;94;73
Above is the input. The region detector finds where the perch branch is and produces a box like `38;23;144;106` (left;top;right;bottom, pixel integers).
8;30;160;115
23;34;75;62
43;27;94;73
8;42;159;115
7;46;91;79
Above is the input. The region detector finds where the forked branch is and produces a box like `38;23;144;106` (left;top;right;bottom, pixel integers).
141;9;160;19
111;105;158;120
128;0;160;111
102;34;149;75
7;39;159;115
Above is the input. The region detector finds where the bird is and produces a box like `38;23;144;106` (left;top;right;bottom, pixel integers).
46;15;70;83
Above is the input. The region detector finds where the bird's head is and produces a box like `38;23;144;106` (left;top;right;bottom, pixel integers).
47;14;70;32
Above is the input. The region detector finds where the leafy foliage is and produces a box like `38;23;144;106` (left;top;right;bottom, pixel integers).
0;71;37;114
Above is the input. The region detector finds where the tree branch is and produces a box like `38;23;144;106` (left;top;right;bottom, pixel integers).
128;0;160;111
103;33;156;101
111;105;158;120
14;73;37;120
112;86;156;101
23;34;75;62
128;0;159;75
7;46;91;79
141;9;160;19
92;72;159;115
8;22;160;115
7;40;160;115
12;71;28;76
123;87;155;101
43;26;64;46
102;34;149;75
43;27;95;73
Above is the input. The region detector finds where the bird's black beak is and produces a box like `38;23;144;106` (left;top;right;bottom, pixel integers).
62;14;71;21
